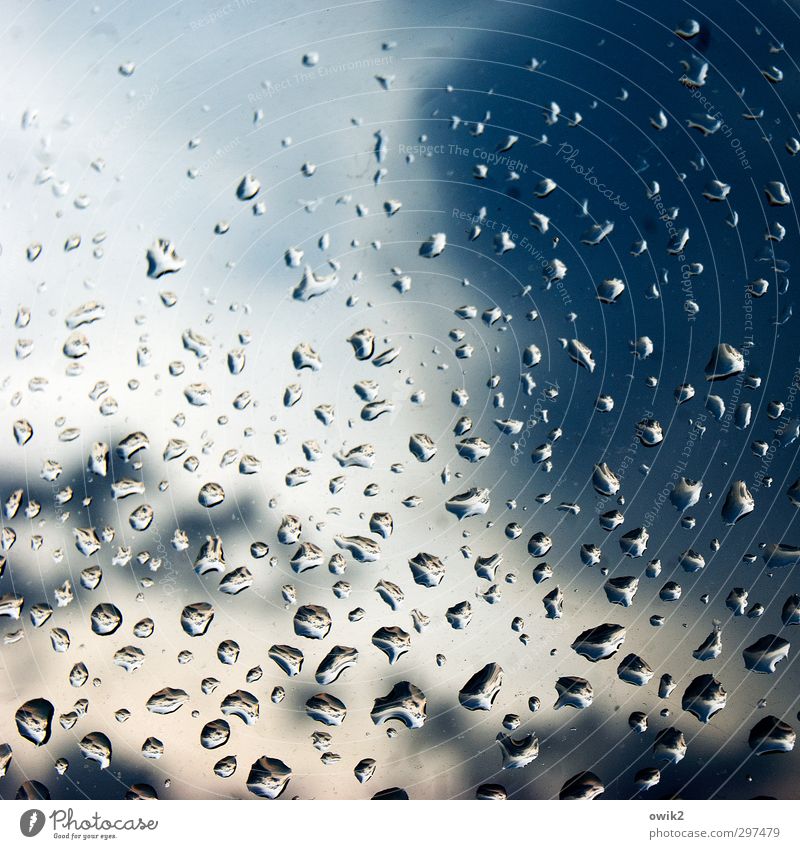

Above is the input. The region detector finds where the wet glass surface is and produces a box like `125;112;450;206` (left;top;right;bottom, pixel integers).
1;0;799;800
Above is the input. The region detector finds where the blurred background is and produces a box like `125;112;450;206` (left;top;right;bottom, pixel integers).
1;0;799;799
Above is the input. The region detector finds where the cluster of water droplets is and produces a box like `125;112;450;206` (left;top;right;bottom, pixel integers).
2;5;800;801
